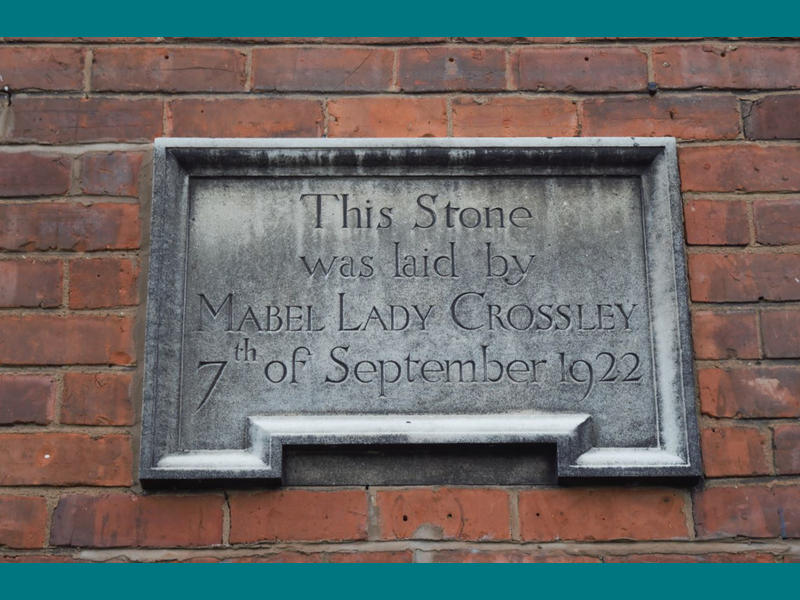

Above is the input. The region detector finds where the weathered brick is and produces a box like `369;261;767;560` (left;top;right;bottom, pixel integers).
695;485;800;538
397;47;506;91
323;551;412;563
0;375;56;425
744;95;800;139
324;37;447;45
69;257;139;309
451;96;577;136
654;45;800;89
0;153;71;197
229;490;368;543
61;372;134;426
327;96;447;137
754;199;800;245
582;95;740;139
699;366;800;418
78;152;144;197
5;97;163;143
684;199;749;246
761;310;800;358
518;488;689;541
220;551;412;563
0;46;84;90
691;311;760;359
609;552;776;563
0;555;80;563
0;315;135;365
253;47;393;91
774;423;800;474
51;494;223;547
516;47;647;91
0;260;62;308
0;203;140;252
430;550;599;563
679;145;800;192
166;98;323;137
376;488;510;541
688;253;800;302
457;37;575;44
0;433;132;486
0;496;48;548
92;47;247;92
701;424;771;477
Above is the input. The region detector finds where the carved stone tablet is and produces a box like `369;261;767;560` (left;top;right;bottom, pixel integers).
140;138;701;484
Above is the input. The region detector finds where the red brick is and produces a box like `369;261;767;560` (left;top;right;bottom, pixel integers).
50;494;223;547
253;47;393;92
0;203;140;252
0;433;132;486
331;37;448;44
610;552;776;563
0;315;135;366
761;310;800;358
688;253;800;302
0;496;48;548
701;424;771;477
221;551;413;563
684;200;749;246
1;555;81;563
0;46;84;90
166;98;323;137
5;97;163;143
92;47;247;92
582;95;739;139
0;375;56;425
679;145;800;192
0;260;62;308
699;366;800;418
774;424;800;474
691;311;760;359
516;47;647;91
654;45;800;89
376;488;510;541
754;199;800;245
328;97;447;137
61;372;134;426
457;37;575;44
744;95;800;139
397;47;506;91
452;96;578;136
69;257;139;309
229;490;367;543
519;488;688;541
0;153;71;197
430;550;599;563
695;485;800;538
78;152;144;197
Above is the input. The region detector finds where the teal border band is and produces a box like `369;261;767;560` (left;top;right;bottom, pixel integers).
1;0;799;36
0;563;797;599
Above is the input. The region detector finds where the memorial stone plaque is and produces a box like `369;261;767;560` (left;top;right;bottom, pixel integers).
140;138;701;484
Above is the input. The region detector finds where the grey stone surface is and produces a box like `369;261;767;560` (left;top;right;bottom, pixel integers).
140;138;701;485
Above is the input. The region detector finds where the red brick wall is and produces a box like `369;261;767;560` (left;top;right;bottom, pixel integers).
0;37;798;563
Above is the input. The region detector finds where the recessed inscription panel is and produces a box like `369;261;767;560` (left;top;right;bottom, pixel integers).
182;176;654;449
141;139;701;483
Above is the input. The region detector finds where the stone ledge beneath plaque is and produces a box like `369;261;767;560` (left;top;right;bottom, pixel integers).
147;413;692;482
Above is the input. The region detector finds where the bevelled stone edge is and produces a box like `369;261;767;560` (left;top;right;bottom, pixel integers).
140;412;700;483
139;137;701;484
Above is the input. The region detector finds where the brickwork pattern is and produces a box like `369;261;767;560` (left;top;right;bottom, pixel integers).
0;37;799;563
